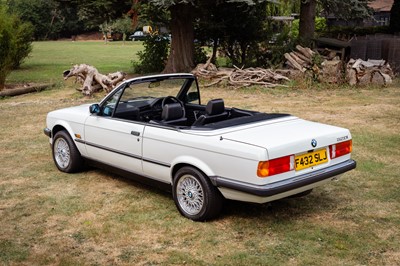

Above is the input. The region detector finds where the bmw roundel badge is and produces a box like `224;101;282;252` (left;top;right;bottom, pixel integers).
311;139;317;148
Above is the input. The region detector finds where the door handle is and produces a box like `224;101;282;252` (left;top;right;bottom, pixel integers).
131;131;140;136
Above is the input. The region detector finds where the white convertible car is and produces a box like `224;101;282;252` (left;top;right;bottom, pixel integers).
44;73;356;221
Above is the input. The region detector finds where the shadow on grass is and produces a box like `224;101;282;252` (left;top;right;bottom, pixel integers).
220;190;339;222
89;162;339;222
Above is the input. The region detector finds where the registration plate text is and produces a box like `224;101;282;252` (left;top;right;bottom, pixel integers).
295;149;328;171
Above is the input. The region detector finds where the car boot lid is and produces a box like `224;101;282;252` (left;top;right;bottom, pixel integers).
220;118;351;159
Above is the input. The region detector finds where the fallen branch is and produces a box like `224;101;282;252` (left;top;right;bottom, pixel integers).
63;64;126;96
0;83;54;97
192;60;291;88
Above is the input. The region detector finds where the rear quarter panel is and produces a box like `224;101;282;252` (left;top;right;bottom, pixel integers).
142;126;267;185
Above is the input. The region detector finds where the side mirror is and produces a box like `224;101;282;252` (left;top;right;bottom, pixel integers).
89;104;100;114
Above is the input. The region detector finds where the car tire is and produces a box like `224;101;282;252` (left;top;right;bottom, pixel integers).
173;166;223;221
52;130;83;173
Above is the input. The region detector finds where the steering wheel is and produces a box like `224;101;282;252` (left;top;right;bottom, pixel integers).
161;96;183;108
161;96;185;115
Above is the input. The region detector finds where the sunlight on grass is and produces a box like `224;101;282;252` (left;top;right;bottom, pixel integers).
6;41;143;84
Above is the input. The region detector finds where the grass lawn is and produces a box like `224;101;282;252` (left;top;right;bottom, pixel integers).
1;41;399;265
6;40;143;84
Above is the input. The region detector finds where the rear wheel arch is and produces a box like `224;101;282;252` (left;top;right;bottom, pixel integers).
170;157;215;182
172;165;224;221
172;163;203;181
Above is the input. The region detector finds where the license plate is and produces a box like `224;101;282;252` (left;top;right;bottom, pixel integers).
295;149;328;171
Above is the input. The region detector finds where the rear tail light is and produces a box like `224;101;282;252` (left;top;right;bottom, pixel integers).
330;140;352;159
257;155;294;178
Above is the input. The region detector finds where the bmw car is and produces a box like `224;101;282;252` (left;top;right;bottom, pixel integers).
44;73;356;221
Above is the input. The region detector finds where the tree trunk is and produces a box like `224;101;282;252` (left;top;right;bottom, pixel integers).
163;3;195;73
240;42;247;66
130;0;140;30
210;37;219;64
299;0;316;46
390;0;400;33
0;79;5;91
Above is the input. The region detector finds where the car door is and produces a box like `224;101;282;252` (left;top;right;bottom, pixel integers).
84;85;145;174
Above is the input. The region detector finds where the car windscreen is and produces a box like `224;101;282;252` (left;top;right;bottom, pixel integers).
124;78;191;100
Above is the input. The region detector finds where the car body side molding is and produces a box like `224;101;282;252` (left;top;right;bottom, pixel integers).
76;139;170;168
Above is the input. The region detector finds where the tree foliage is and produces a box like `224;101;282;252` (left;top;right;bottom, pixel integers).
209;1;269;66
390;0;400;33
138;1;170;32
112;16;133;43
74;0;132;30
10;15;34;69
291;17;327;39
7;0;74;40
298;0;372;43
99;21;113;44
319;0;372;20
132;35;170;74
1;0;382;75
6;0;131;39
0;4;34;89
138;0;271;72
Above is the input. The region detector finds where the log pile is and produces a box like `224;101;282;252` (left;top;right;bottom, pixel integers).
284;45;394;86
63;64;126;96
192;58;290;88
284;45;316;72
320;59;343;84
284;45;344;83
346;59;393;86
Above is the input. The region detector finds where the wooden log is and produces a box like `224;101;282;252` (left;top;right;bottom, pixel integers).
371;71;385;85
321;60;343;84
293;51;311;64
284;53;305;72
289;52;307;67
0;83;53;97
380;73;392;85
295;45;315;59
346;58;394;86
347;69;358;86
285;60;296;69
358;70;372;85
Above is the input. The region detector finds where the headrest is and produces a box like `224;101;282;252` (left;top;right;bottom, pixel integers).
162;103;184;121
206;99;225;115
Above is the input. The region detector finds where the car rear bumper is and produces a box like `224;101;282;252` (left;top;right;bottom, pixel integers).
210;159;356;197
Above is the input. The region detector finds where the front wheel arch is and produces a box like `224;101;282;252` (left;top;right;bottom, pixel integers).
52;125;67;138
52;130;83;173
